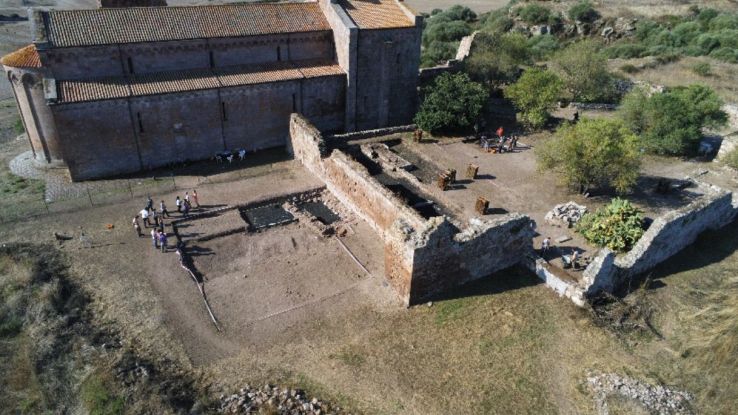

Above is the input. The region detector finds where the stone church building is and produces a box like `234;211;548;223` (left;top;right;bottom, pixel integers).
2;0;422;180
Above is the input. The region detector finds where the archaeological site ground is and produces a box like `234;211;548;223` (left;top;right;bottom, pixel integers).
1;0;738;414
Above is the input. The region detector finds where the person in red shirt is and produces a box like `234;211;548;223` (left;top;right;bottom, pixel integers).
496;126;504;138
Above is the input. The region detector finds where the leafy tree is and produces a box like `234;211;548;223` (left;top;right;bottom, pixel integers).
527;34;560;60
465;32;530;85
517;4;552;25
415;72;488;133
422;20;472;47
619;85;727;155
551;40;617;103
576;198;645;252
536;118;642;194
568;1;599;23
504;68;563;129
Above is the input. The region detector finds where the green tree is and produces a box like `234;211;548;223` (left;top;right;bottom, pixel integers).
420;6;476;67
536;118;642;194
415;72;488;133
465;32;531;85
576;198;645;252
504;68;563;129
619;85;727;155
551;40;616;102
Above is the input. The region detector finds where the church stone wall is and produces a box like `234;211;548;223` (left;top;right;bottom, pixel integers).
120;40;210;75
41;46;124;80
130;90;223;170
300;75;345;133
355;27;421;130
51;99;141;180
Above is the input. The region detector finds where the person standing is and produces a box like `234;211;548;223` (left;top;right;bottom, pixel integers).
140;208;150;228
133;216;142;237
159;231;167;253
184;191;190;205
541;237;551;257
151;228;159;249
146;196;154;213
175;196;182;213
160;200;170;218
496;126;504;139
182;199;190;217
192;189;199;208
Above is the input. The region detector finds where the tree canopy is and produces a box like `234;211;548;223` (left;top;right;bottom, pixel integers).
551;40;617;103
465;32;531;85
415;72;488;133
536;118;642;194
504;68;563;130
619;85;727;155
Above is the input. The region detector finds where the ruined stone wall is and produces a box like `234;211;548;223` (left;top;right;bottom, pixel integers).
407;215;534;304
290;114;535;306
616;185;738;277
579;184;738;298
355;27;422;130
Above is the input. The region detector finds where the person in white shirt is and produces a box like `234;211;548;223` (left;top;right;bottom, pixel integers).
140;208;150;227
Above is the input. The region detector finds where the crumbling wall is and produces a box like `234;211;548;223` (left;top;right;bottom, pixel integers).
407;215;534;304
616;185;737;277
290;114;535;306
579;183;738;298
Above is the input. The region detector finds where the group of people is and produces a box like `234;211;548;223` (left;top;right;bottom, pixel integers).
479;126;520;154
131;190;201;253
540;236;582;269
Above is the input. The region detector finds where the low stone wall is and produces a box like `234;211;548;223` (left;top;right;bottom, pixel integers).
290;113;534;305
327;124;416;141
579;182;738;298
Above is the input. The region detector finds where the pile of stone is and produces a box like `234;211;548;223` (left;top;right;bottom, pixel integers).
587;372;694;415
545;202;587;228
219;384;348;414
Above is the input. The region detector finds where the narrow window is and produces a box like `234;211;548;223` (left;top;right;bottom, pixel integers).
209;51;215;68
127;57;134;74
277;46;281;61
292;93;296;112
221;102;227;121
137;112;144;133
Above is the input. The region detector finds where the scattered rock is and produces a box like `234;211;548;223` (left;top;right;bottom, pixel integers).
545;202;587;228
218;384;346;414
587;372;694;415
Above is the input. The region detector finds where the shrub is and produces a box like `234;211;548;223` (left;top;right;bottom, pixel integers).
691;61;712;76
504;68;563;130
420;41;458;67
13;118;25;135
576;198;645;252
527;34;560;60
568;0;599;23
619;85;727;155
552;40;617;103
465;32;530;85
415;72;488;133
81;373;125;415
722;147;738;170
423;20;472;47
619;64;639;74
481;10;514;34
604;43;648;59
535;118;642;194
517;4;551;25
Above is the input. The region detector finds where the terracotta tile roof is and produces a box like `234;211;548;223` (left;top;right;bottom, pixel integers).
57;77;130;103
41;2;331;48
0;45;42;69
339;0;415;29
130;69;220;96
55;60;345;104
216;61;303;87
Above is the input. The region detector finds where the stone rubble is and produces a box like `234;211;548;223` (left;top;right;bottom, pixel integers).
545;201;588;228
587;372;694;415
218;384;350;414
